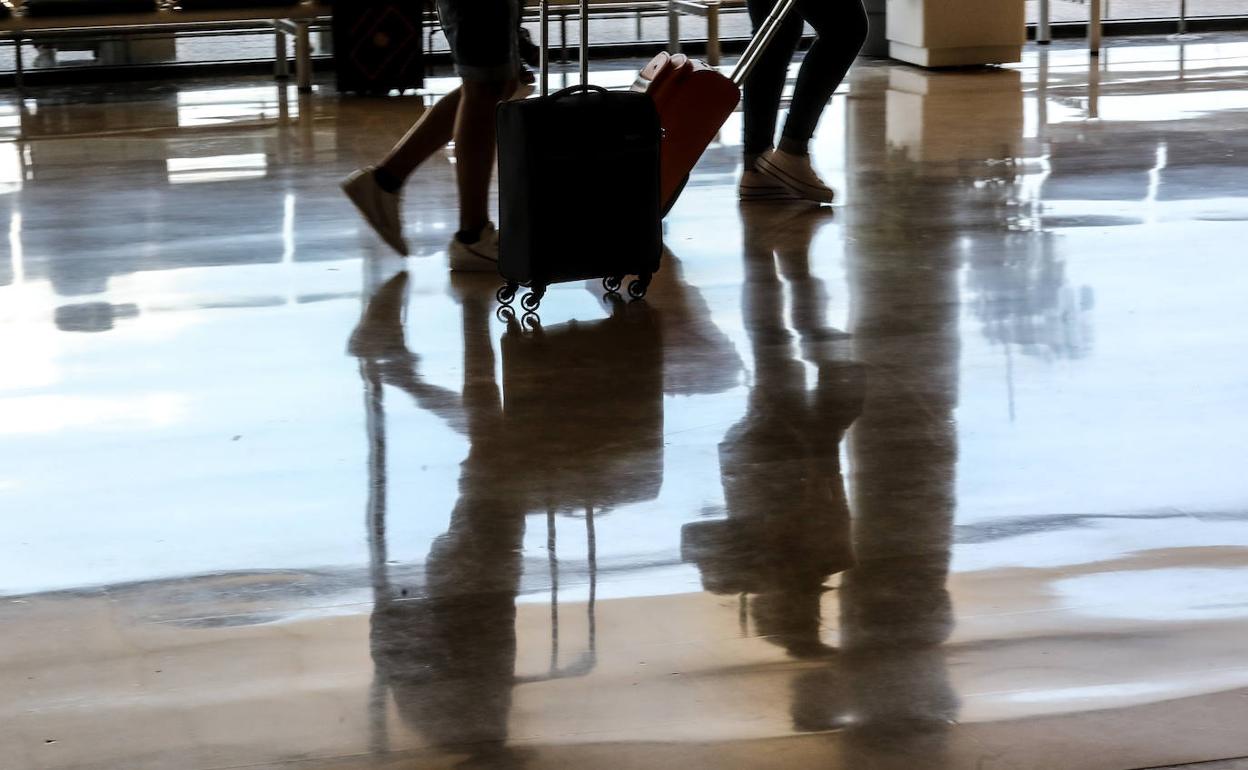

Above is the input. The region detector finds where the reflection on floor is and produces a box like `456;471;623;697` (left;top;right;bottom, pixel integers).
3;36;1248;770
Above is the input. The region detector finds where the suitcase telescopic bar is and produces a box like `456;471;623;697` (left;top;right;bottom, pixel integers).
730;0;797;86
580;0;590;85
538;0;792;95
539;0;549;96
537;0;592;96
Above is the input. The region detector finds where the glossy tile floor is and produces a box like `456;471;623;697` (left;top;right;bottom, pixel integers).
3;37;1248;770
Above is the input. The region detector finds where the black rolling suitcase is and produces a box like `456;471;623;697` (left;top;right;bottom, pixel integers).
331;1;424;95
495;0;662;314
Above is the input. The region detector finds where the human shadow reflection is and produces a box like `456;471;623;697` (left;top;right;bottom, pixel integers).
682;191;960;758
682;203;863;661
350;266;741;764
354;275;524;766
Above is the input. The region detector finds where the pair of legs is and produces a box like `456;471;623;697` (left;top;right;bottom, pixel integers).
378;79;515;237
743;0;869;164
681;204;861;659
344;0;521;263
738;0;867;203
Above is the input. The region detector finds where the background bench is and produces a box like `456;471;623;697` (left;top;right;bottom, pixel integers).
0;0;331;90
0;0;749;91
1037;0;1104;53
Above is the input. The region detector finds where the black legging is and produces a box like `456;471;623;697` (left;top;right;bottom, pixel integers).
743;0;869;157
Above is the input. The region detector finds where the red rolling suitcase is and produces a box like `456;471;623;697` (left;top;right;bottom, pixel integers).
631;0;797;215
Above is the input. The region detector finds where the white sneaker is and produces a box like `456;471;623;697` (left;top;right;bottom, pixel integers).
738;167;800;202
342;167;409;256
755;149;836;204
449;222;500;273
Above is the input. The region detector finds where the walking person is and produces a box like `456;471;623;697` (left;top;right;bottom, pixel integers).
342;2;526;271
739;0;869;204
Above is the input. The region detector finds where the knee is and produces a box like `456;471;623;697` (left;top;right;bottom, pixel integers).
802;0;869;51
462;78;513;105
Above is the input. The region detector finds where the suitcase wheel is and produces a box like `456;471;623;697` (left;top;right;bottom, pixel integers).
521;286;545;312
602;275;624;295
627;275;651;301
496;283;519;306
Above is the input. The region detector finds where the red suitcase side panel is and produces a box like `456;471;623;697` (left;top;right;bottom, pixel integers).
635;53;741;210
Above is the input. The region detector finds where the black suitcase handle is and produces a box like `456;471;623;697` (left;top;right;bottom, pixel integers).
550;83;610;100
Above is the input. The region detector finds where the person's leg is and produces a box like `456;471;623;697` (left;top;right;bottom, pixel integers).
778;0;869;156
437;0;521;268
752;0;867;203
344;91;460;257
742;0;805;169
346;0;519;261
453;78;513;238
375;64;529;190
375;88;461;189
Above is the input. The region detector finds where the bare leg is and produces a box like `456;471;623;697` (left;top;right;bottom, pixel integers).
378;87;462;184
454;78;515;234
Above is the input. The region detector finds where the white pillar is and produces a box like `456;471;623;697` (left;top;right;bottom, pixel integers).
886;0;1025;68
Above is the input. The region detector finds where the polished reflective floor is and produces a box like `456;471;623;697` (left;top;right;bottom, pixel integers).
3;36;1248;770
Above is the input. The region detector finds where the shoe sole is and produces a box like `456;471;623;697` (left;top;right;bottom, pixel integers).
449;256;499;273
449;242;500;273
342;177;410;256
739;185;803;202
756;156;836;204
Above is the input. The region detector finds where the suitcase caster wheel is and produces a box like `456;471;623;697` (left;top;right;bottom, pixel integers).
602;275;623;294
496;284;518;306
627;278;649;301
521;290;543;312
522;311;542;331
496;305;516;323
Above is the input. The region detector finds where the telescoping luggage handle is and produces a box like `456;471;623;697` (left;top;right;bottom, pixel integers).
730;0;797;86
537;0;793;95
538;0;592;97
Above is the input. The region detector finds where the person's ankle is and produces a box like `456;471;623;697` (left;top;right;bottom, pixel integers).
456;224;487;244
778;136;809;157
744;147;772;171
373;166;404;194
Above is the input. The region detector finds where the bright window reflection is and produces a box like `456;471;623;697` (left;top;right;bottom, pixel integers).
1056;567;1248;622
0;143;22;194
0;393;187;436
166;153;267;184
176;86;297;127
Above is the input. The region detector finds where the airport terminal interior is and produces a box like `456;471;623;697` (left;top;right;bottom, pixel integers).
2;3;1248;769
